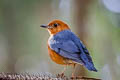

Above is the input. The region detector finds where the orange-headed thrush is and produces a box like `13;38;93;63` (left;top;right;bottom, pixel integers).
40;20;97;73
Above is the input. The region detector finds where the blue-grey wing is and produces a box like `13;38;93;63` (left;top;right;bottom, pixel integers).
49;40;83;64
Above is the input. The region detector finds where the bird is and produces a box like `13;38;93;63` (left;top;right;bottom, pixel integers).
40;20;97;76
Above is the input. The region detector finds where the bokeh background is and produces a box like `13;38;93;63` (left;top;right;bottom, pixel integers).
0;0;120;80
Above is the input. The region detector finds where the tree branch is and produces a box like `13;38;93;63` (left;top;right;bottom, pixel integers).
0;72;101;80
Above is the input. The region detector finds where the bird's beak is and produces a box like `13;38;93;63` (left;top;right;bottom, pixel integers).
40;24;49;28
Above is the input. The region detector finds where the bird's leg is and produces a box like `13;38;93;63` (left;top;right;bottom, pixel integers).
61;65;67;76
71;64;76;78
57;65;67;78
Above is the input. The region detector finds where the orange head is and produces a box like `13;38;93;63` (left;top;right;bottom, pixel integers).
40;20;70;35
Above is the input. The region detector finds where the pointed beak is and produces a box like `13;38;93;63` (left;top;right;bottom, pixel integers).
40;24;49;28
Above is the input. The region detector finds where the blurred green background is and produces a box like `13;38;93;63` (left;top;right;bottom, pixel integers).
0;0;120;80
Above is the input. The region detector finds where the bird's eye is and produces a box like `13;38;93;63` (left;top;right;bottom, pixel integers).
53;23;58;27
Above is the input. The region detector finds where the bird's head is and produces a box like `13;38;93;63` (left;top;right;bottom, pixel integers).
40;20;70;35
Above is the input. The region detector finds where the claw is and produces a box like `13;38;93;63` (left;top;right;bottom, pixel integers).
56;73;66;78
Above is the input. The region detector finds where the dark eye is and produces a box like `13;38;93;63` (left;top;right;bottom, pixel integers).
53;23;58;27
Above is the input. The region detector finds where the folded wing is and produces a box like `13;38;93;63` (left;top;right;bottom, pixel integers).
49;40;83;64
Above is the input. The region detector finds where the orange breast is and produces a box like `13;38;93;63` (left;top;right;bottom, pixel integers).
47;45;66;65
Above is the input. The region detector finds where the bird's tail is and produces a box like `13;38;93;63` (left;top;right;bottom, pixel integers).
80;53;98;72
84;62;97;72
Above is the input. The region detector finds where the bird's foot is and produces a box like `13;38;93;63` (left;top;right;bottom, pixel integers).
71;75;76;79
56;73;66;78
